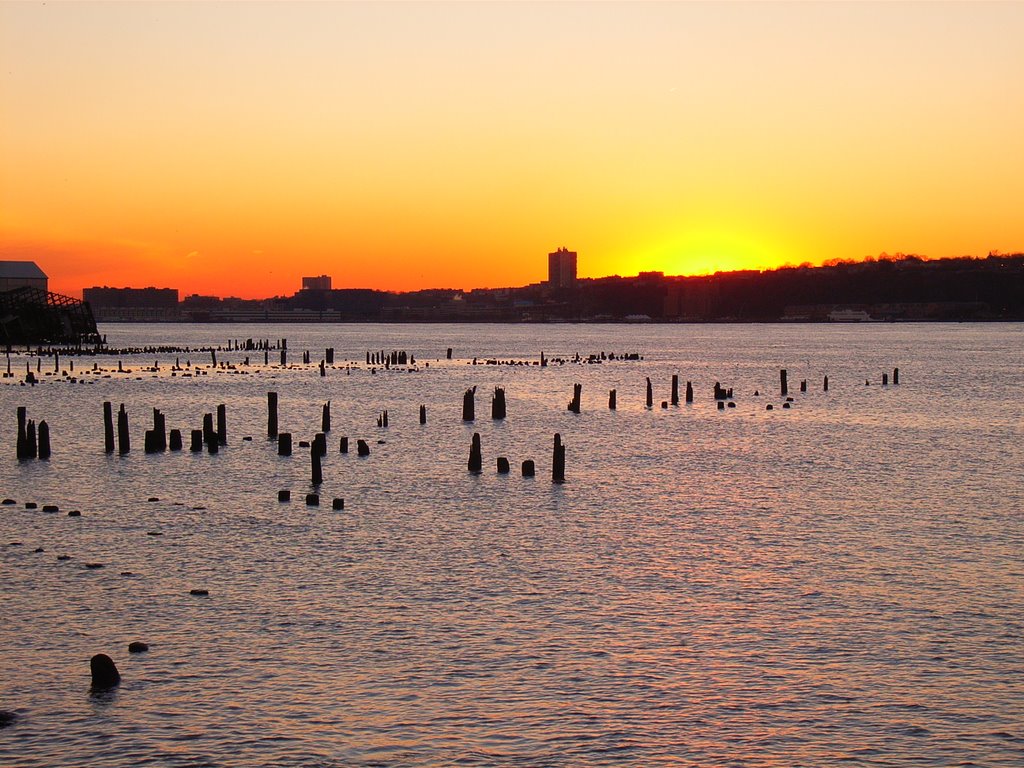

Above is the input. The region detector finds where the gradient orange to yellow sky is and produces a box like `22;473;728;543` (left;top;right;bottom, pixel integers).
2;1;1023;299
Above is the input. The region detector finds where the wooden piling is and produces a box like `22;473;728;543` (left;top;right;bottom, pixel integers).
646;378;653;408
419;405;427;424
267;392;278;439
216;404;226;445
447;347;453;359
154;409;167;451
357;439;370;457
567;383;582;413
882;373;889;386
492;387;507;419
800;380;807;393
893;367;899;385
203;414;218;454
780;369;788;396
552;433;565;484
686;381;694;403
311;446;323;486
609;389;617;410
339;436;349;454
824;375;829;392
278;433;292;456
521;459;535;477
169;429;182;451
16;406;28;459
103;402;114;453
468;433;482;473
671;375;679;406
497;457;510;474
190;429;203;452
37;421;50;460
462;386;476;421
117;404;130;454
322;401;331;432
326;348;334;364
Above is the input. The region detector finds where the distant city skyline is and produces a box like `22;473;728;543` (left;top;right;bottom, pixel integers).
2;2;1022;299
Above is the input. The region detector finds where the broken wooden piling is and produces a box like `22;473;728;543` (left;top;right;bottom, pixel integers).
552;433;565;484
103;402;114;453
462;386;476;421
267;392;278;439
492;387;507;419
468;433;482;473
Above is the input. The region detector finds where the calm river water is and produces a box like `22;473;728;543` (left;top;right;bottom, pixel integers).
1;323;1022;767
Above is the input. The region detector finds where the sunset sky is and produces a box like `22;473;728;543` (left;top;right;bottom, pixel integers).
2;1;1022;298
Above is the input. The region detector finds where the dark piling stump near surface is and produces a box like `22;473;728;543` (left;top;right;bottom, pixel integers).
169;429;182;451
497;457;510;474
322;401;331;432
278;490;291;502
267;392;278;439
190;429;203;452
685;381;694;403
780;369;788;396
90;654;120;689
332;498;344;510
824;375;829;392
447;347;453;360
468;433;483;473
893;367;900;385
800;380;807;393
552;433;566;484
882;373;889;386
419;405;427;424
462;387;476;421
278;433;292;456
326;348;334;364
203;414;218;454
646;377;653;408
671;375;679;406
128;642;149;654
103;401;115;453
339;436;348;454
311;447;323;486
305;493;319;507
608;389;616;410
356;439;370;457
16;406;28;460
25;419;37;459
521;459;535;477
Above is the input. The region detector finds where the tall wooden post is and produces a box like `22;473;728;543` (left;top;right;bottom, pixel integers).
552;433;565;484
780;369;788;396
646;378;653;408
103;401;115;453
117;404;130;454
671;375;679;406
462;387;476;421
267;392;278;439
216;404;226;445
468;433;482;473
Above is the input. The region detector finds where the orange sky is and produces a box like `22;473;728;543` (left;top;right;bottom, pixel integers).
2;2;1022;299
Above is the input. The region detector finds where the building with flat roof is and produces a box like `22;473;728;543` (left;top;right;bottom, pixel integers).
547;247;577;289
0;261;48;293
302;275;332;291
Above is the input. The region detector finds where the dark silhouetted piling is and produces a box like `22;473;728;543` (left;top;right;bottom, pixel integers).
153;409;166;451
144;429;159;454
824;375;829;392
267;392;278;439
686;380;694;403
552;433;565;484
216;404;226;445
893;367;900;385
332;497;344;510
356;439;370;457
16;406;28;460
567;383;582;413
311;447;323;486
280;350;287;366
447;347;453;359
103;402;114;454
322;401;331;432
25;420;36;458
468;433;482;473
780;369;788;396
169;429;182;451
419;405;427;424
646;377;653;408
278;433;292;456
492;387;507;419
117;405;130;454
882;372;889;386
800;380;807;393
339;436;349;454
37;421;50;459
609;389;616;410
326;348;334;364
278;490;290;502
671;375;679;406
521;459;535;477
90;654;120;689
497;456;510;473
305;493;319;506
462;386;476;421
190;429;203;452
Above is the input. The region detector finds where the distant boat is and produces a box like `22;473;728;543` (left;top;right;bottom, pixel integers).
828;308;873;322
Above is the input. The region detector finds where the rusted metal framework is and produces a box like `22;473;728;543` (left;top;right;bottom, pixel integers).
0;287;103;346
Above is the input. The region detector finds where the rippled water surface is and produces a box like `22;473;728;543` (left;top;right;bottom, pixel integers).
2;323;1022;767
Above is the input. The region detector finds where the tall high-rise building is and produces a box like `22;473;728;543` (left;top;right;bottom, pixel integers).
547;247;577;288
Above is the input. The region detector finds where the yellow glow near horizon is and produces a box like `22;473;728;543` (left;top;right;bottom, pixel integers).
2;2;1023;298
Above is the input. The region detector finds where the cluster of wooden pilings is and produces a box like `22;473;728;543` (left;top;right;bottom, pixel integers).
467;431;566;483
366;350;413;366
15;407;50;460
